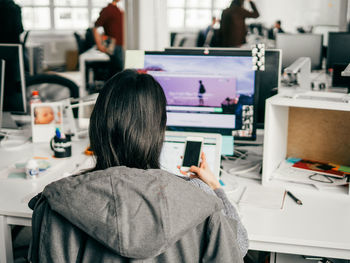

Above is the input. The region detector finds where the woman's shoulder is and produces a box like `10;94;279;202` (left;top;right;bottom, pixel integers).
175;175;216;196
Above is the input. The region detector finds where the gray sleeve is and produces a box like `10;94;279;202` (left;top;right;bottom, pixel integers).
188;178;249;256
214;188;249;256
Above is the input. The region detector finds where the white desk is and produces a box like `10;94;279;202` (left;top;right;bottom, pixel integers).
0;139;92;263
222;148;350;261
1;140;350;262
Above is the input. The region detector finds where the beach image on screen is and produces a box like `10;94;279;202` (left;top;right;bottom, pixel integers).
152;73;236;107
143;55;254;96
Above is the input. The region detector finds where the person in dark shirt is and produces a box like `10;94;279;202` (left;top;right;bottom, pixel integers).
219;0;259;47
268;20;285;40
0;0;24;44
93;0;124;75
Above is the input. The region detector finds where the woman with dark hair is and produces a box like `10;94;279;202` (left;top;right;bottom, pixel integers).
220;0;260;47
29;70;248;262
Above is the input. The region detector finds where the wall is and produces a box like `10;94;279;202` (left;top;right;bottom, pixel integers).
249;0;347;32
125;0;169;50
27;32;77;69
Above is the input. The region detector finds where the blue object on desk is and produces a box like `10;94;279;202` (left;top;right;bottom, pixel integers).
219;179;225;186
286;157;302;164
55;128;61;139
222;136;234;156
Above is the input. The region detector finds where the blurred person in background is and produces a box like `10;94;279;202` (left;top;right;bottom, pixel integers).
0;0;24;44
220;0;259;47
268;20;285;39
93;0;124;76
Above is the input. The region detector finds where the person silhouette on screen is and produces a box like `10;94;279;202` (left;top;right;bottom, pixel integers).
198;80;206;106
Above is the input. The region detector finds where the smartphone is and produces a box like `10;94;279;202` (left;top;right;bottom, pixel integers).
181;137;204;171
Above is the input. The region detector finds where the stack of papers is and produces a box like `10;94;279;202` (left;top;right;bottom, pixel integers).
272;160;349;189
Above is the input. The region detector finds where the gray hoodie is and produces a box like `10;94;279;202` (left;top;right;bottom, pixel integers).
29;166;244;262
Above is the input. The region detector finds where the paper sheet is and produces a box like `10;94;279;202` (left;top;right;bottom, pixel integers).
239;185;286;210
273;160;349;187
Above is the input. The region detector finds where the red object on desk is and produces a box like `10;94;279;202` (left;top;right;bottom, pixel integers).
292;159;347;178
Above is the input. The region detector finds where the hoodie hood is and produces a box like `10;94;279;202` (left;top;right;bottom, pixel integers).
43;166;223;259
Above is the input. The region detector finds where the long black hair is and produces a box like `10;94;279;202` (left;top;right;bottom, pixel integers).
89;69;167;170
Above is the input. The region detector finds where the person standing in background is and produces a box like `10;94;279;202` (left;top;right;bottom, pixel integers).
268;20;285;40
219;0;259;47
0;0;24;44
93;0;124;75
273;20;284;34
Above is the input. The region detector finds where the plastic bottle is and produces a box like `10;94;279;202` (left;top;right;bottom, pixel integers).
25;159;40;179
29;90;42;113
30;90;42;104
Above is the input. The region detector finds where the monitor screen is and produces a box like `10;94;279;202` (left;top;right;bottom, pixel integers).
143;50;257;140
326;32;350;70
0;60;4;128
164;48;281;128
276;33;323;70
0;44;26;113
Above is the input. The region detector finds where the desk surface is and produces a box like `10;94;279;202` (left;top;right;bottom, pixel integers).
80;47;110;62
0;140;350;260
222;151;350;260
0;139;92;219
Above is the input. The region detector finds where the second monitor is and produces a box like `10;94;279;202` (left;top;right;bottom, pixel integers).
0;44;27;129
276;33;323;70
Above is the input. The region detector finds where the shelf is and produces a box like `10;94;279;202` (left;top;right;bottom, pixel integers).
263;94;350;196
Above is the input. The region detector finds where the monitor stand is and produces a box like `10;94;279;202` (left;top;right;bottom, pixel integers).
2;112;18;129
0;112;31;148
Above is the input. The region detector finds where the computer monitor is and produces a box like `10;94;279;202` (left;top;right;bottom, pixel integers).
165;48;282;128
276;33;323;70
326;32;350;70
0;60;4;129
142;49;258;140
0;44;27;128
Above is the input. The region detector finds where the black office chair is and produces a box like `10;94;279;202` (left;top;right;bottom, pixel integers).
26;73;80;116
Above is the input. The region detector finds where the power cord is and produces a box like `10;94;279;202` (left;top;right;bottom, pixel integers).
228;162;261;175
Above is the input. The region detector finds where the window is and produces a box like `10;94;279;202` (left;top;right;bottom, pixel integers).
167;0;231;31
15;0;123;30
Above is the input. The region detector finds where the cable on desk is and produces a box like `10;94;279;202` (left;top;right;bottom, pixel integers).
228;162;262;175
219;168;239;192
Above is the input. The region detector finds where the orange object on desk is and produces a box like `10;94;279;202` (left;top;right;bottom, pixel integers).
84;147;93;156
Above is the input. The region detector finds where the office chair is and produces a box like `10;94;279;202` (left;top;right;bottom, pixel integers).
26;73;80;116
26;73;79;99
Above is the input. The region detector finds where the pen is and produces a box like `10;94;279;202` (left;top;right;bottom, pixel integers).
286;191;303;205
55;128;61;139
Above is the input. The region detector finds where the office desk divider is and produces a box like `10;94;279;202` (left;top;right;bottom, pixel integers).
263;94;350;196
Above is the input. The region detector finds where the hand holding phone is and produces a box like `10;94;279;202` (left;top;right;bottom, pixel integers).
190;152;221;190
181;137;203;172
179;137;221;190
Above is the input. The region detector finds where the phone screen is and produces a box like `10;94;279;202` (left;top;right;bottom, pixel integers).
182;141;202;167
